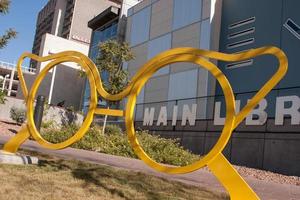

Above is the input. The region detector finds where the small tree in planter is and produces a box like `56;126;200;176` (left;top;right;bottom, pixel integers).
79;40;134;133
96;40;134;134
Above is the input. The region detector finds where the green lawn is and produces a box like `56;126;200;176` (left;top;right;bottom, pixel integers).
0;150;228;200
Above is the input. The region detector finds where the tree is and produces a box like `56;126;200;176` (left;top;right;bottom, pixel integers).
96;39;134;95
96;39;134;133
0;0;17;49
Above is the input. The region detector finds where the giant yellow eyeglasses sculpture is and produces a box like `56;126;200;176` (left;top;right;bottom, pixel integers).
2;46;288;200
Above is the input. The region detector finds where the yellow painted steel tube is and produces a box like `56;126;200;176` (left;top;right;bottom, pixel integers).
125;54;236;173
2;46;288;200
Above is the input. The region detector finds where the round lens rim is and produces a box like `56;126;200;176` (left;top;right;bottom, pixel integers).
125;50;236;174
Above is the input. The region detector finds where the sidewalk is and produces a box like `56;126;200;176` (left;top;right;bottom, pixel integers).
0;135;299;200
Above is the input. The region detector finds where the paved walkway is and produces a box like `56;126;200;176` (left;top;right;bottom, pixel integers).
0;135;299;200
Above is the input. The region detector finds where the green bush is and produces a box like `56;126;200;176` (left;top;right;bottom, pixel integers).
105;124;122;135
41;120;56;129
10;106;26;124
137;132;200;166
41;125;200;166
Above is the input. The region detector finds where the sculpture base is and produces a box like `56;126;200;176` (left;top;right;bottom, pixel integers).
0;150;38;165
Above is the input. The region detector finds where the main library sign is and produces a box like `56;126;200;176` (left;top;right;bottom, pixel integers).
143;95;300;126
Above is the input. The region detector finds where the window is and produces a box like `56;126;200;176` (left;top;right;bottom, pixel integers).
137;88;145;104
92;21;118;45
168;69;198;100
111;23;118;36
148;34;171;59
90;46;99;62
83;21;119;112
173;0;202;30
82;80;90;114
200;19;211;50
147;34;171;76
130;7;151;46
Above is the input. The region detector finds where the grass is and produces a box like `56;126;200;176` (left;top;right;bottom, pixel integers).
0;150;228;200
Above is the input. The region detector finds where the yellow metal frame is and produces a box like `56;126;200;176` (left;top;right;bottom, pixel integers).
2;47;288;200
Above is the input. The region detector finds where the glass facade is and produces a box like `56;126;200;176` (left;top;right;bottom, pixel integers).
168;69;198;100
130;6;151;46
127;0;211;107
200;19;211;49
147;33;171;76
172;0;202;30
89;22;118;60
82;21;118;114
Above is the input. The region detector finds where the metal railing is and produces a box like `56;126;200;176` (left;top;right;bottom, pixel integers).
0;60;36;73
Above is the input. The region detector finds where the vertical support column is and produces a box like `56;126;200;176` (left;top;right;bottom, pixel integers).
8;68;15;96
34;95;45;131
48;66;57;105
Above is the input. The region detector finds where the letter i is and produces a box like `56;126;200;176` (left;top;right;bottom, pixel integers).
172;105;178;126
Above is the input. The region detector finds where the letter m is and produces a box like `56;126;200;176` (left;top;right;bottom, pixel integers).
143;107;155;126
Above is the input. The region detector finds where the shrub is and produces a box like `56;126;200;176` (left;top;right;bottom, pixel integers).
41;120;56;129
105;124;122;135
137;132;200;166
10;106;26;125
41;125;200;166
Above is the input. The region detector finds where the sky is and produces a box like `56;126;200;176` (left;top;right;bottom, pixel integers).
0;0;48;66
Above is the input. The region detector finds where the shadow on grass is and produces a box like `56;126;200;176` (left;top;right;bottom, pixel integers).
71;166;228;200
16;149;227;200
72;167;132;200
8;129;18;134
38;159;75;171
38;159;133;199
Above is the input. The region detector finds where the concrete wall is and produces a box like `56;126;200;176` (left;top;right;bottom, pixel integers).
17;34;89;110
135;118;300;176
38;33;89;71
52;0;67;36
51;66;85;109
16;72;52;100
0;97;83;126
18;66;85;110
70;0;120;44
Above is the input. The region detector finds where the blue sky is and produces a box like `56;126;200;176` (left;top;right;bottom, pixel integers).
0;0;48;66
